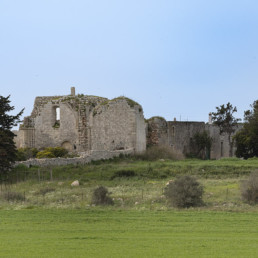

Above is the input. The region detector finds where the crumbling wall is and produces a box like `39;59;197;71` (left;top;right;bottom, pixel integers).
32;101;78;150
17;91;146;155
147;117;168;146
167;121;206;155
90;98;146;153
146;118;243;159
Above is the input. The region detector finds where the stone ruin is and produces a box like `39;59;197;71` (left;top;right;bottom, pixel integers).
15;87;242;165
16;87;146;155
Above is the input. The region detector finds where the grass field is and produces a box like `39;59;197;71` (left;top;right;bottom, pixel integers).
1;157;258;211
0;209;258;258
0;158;257;257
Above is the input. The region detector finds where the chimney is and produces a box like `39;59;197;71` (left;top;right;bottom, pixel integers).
208;112;212;124
71;87;75;96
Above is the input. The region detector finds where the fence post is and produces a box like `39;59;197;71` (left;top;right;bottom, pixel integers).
50;169;53;181
38;169;40;183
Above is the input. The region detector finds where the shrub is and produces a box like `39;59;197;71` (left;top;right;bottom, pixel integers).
136;145;184;161
91;186;114;205
241;171;258;204
36;187;55;196
36;147;68;159
111;170;136;179
16;147;38;161
164;176;204;208
36;151;55;159
2;191;25;202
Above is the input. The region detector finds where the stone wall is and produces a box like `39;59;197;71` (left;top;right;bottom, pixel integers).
15;149;134;167
146;117;243;159
90;98;146;153
17;90;146;155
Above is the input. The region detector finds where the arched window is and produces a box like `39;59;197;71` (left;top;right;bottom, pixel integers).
53;106;60;128
56;107;60;121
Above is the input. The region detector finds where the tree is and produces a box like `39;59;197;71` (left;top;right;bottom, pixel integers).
189;131;213;159
212;102;240;157
234;100;258;159
0;95;23;180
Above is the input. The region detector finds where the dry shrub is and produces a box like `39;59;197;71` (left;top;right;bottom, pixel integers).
111;170;136;180
91;186;114;206
241;171;258;205
164;175;204;208
2;191;25;202
136;145;184;161
36;187;55;196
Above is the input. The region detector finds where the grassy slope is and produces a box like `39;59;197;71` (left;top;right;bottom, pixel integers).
0;209;257;258
3;157;257;211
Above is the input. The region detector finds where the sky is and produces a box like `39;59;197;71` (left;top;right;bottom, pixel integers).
1;0;258;126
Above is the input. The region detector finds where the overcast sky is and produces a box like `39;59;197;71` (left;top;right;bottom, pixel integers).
1;0;258;125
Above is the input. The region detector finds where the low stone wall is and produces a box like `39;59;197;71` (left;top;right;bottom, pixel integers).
15;149;134;168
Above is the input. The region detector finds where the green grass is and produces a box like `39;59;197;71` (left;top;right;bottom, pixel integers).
1;158;258;257
12;157;258;183
2;157;258;211
0;209;257;258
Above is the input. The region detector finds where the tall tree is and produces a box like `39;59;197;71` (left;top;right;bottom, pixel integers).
212;102;240;157
0;95;23;180
235;100;258;159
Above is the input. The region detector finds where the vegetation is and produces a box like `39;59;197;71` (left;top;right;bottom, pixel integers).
241;171;258;204
135;145;184;161
2;191;25;202
36;147;68;159
146;116;166;122
111;96;140;108
235;100;258;159
111;170;136;179
91;186;114;205
164;175;204;208
16;147;38;161
0;210;258;257
0;95;23;180
2;157;258;211
212;102;240;157
189;131;213;159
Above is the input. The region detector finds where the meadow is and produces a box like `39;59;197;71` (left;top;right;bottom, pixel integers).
0;209;258;257
0;157;258;257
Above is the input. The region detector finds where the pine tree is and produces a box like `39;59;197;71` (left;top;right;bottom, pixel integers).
0;95;23;180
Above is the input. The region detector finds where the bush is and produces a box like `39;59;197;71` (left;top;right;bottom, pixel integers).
2;191;25;202
241;171;258;204
136;145;184;161
111;170;136;179
36;187;55;196
164;176;204;208
36;147;68;159
16;147;38;161
91;186;114;205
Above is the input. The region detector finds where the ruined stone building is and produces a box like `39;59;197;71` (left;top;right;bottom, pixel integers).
16;88;242;160
16;88;146;154
146;117;242;159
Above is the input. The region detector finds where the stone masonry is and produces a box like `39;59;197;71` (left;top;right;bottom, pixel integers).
16;88;146;154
